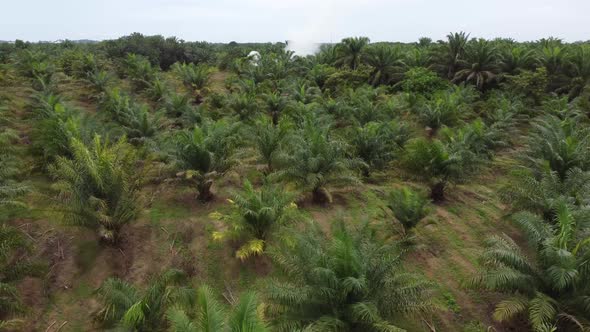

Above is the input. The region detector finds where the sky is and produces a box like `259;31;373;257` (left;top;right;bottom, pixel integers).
2;0;589;43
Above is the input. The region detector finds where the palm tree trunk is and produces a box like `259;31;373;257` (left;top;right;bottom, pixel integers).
430;181;446;203
197;179;214;202
312;187;332;205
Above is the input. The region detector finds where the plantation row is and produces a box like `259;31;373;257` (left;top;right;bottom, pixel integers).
1;32;590;331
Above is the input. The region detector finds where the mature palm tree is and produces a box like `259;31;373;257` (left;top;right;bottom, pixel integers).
440;32;470;79
267;221;434;331
273;125;364;204
499;46;538;75
166;285;268;332
335;37;370;70
172;120;240;202
470;202;590;331
566;45;590;99
96;269;193;331
50;136;143;243
211;180;298;260
453;39;499;90
363;44;405;86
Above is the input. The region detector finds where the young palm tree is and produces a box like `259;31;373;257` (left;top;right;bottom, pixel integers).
173;62;212;103
172;120;240;202
123;53;157;90
211;180;298;260
335;37;370;70
101;89;159;145
403;137;478;202
250;117;291;172
50;136;143;243
0;130;28;206
349;121;410;176
453;39;499;90
267;221;434;331
386;187;430;235
0;222;44;324
525;115;590;179
96;269;193;331
414;88;471;136
166;285;268;332
261;92;288;126
501;167;590;221
470;202;590;331
273;125;364;204
30;94;81;167
363;44;405;86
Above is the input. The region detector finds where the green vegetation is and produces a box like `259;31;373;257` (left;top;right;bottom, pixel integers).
2;32;590;331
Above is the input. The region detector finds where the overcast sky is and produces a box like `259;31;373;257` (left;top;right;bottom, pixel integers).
2;0;589;43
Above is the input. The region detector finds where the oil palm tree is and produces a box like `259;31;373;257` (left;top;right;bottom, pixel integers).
385;187;430;235
50;136;143;243
499;46;538;75
525;115;590;179
171;120;240;202
453;39;499;90
267;221;434;331
349;121;410;176
166;285;268;332
250;117;291;172
96;269;193;331
0;130;28;206
566;45;590;99
335;37;370;70
440;32;470;79
273;125;364;204
363;44;405;86
403;138;478;202
470;202;590;331
211;180;298;260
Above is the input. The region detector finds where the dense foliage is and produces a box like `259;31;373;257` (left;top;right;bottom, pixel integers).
2;31;590;331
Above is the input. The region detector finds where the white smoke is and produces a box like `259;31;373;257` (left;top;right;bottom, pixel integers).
284;0;337;56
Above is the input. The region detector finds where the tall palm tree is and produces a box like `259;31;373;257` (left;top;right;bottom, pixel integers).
499;46;538;75
166;285;268;332
335;37;370;70
470;202;590;331
363;44;405;86
50;136;143;243
442;31;470;79
453;39;499;90
566;45;590;99
267;221;434;331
